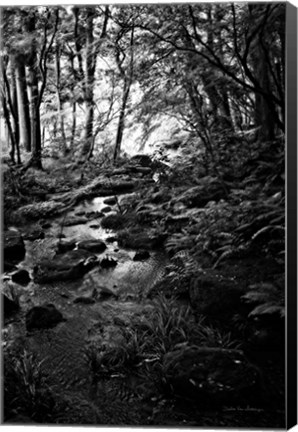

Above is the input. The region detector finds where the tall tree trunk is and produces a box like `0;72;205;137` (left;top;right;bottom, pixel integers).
113;24;134;163
69;54;76;150
15;61;31;151
55;41;67;155
25;11;42;169
1;91;16;164
82;8;95;156
113;81;131;162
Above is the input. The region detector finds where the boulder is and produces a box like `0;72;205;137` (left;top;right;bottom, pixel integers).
117;230;167;250
103;197;117;206
4;230;26;264
26;304;64;331
11;269;31;286
189;273;243;323
64;216;88;226
101;206;112;213
101;213;127;230
130;154;152;167
133;250;150;261
73;296;95;305
96;285;118;300
33;249;98;283
77;239;107;253
56;239;77;254
163;346;261;407
100;256;118;268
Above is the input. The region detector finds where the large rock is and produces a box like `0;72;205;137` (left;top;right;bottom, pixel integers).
4;230;26;264
130;154;152;167
33;249;98;283
189;273;243;323
117;230;167;250
11;269;31;286
163;347;261;407
26;304;64;331
77;239;107;253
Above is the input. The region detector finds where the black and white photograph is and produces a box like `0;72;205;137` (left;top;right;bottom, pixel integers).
0;2;296;429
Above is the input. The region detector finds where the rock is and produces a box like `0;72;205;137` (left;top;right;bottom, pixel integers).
4;230;26;264
56;239;77;254
118;230;167;250
108;180;135;194
23;228;45;241
96;286;118;300
163;346;261;407
73;296;95;305
133;250;150;261
106;236;118;243
176;179;227;208
3;293;19;317
86;211;104;220
103;197;117;206
41;222;52;229
89;224;100;229
26;303;64;331
33;249;98;283
189;273;243;323
101;213;126;230
102;206;112;213
130;154;152;167
128;165;152;175
77;239;107;253
11;269;31;286
100;256;118;268
64;216;88;226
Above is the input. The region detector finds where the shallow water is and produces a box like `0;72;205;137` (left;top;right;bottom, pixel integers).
3;194;168;396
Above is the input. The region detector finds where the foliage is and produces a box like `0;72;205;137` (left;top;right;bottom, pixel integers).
3;349;56;422
242;282;285;318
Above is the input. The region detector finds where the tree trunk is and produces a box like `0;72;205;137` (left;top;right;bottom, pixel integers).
69;54;76;150
25;11;42;169
113;81;130;162
55;41;67;155
81;8;95;156
113;24;134;163
15;61;31;152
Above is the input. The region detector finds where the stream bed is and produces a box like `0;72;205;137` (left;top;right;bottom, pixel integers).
3;193;169;423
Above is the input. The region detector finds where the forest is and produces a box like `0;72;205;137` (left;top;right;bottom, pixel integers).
1;3;285;428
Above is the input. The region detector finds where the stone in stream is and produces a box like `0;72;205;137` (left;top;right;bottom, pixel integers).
162;346;261;407
103;197;117;206
77;239;107;253
25;303;65;331
96;285;118;300
4;230;26;264
101;213;127;230
133;250;150;261
33;249;98;283
101;206;112;213
56;239;77;254
11;269;31;286
63;216;88;226
100;256;118;268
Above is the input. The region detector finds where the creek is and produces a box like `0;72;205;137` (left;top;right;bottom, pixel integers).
3;193;169;403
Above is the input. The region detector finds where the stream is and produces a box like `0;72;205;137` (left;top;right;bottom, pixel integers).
3;193;169;412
